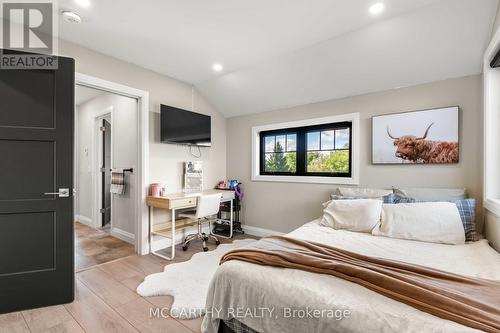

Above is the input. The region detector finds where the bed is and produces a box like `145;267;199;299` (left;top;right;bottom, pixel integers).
202;219;500;333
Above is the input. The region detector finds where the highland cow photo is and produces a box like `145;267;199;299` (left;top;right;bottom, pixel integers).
372;106;459;164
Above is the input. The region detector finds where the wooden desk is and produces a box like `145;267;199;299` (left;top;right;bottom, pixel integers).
146;189;235;260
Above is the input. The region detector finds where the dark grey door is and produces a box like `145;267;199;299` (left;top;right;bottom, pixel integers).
102;119;111;226
0;55;75;313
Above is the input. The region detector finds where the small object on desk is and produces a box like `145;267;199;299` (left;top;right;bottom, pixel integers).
216;180;227;189
184;161;203;193
217;179;240;190
150;183;162;197
229;179;239;189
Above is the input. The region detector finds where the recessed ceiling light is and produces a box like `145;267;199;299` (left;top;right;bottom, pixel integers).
213;63;223;72
369;3;385;15
62;11;82;24
74;0;91;8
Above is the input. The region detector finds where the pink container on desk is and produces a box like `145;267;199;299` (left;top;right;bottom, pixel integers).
150;183;162;197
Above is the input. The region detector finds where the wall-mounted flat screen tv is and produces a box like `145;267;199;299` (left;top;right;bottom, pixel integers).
160;104;211;147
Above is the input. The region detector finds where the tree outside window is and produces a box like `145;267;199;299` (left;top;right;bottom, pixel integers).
264;134;296;172
306;128;349;173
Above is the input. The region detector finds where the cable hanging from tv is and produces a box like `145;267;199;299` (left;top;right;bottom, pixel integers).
188;145;202;158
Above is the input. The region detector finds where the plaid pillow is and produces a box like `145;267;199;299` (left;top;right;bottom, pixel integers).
455;199;478;242
392;196;478;242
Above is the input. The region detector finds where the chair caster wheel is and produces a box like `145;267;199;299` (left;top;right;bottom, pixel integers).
203;247;208;252
216;240;220;245
204;237;209;241
182;245;187;251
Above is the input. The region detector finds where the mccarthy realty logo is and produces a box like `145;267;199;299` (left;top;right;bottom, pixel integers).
1;1;58;69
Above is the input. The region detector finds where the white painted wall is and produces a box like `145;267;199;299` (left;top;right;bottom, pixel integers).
59;40;227;228
76;91;138;239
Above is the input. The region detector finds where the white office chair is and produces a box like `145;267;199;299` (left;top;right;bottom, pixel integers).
180;193;222;252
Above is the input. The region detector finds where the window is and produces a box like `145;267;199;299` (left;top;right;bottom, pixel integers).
263;133;297;173
252;113;359;184
259;122;352;177
484;39;500;216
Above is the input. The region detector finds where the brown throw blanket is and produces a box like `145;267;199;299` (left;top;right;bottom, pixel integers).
220;236;500;333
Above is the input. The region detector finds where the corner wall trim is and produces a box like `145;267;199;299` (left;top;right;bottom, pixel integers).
111;227;135;244
484;199;500;218
75;215;93;226
242;225;285;237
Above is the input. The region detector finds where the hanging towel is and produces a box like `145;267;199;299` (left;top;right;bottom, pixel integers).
110;169;125;195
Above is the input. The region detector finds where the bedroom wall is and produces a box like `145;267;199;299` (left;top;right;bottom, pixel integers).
226;75;483;234
58;40;227;225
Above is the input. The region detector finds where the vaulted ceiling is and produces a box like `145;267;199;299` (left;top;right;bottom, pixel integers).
58;0;498;117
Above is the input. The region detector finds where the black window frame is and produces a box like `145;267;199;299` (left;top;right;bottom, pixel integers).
259;121;352;178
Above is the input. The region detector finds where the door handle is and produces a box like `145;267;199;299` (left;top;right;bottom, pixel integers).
44;188;70;197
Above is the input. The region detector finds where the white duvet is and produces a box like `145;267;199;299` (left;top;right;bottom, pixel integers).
202;220;500;333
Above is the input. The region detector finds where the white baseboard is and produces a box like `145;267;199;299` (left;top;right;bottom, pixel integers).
75;214;93;226
242;225;285;237
111;227;135;244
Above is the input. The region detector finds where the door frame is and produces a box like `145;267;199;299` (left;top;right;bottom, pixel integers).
75;73;150;255
94;109;113;230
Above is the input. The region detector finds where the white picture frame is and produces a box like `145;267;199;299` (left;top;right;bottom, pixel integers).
372;106;459;164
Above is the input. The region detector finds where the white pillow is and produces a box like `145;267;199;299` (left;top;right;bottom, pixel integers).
320;199;382;233
372;202;465;244
334;187;393;199
393;187;466;202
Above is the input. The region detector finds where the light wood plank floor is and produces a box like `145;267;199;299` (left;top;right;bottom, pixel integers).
75;222;136;270
0;232;255;333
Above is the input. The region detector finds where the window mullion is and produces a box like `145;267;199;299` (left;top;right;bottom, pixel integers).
333;129;336;150
296;129;306;175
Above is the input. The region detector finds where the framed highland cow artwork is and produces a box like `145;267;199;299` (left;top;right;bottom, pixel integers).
372;106;459;164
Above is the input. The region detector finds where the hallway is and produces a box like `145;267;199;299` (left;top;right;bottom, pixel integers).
75;222;135;271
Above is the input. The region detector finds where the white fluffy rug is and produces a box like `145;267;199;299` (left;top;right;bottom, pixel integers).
137;239;255;319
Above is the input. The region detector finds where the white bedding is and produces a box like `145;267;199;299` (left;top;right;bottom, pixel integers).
202;219;500;333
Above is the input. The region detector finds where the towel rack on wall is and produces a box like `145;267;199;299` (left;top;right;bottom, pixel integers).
110;168;134;173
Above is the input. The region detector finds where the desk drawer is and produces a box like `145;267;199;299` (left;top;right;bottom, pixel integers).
171;197;197;209
221;192;235;201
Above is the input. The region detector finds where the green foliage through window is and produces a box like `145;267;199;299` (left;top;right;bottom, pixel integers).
265;142;296;172
307;150;349;173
